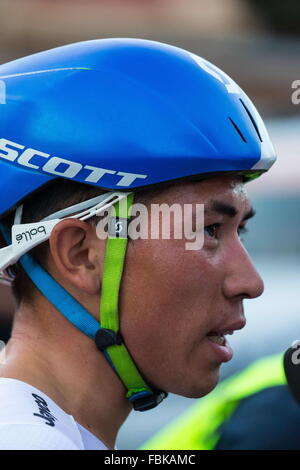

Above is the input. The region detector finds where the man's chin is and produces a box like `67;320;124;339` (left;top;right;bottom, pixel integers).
175;370;220;399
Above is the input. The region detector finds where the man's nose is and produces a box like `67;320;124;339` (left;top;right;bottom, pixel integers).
223;242;264;300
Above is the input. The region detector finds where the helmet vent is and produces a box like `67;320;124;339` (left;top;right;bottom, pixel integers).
229;118;247;143
239;98;263;142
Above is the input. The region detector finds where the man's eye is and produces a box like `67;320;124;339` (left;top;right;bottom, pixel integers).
204;224;249;240
238;226;248;238
204;223;221;239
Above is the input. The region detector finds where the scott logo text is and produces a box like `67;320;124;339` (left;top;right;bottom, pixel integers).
0;138;147;187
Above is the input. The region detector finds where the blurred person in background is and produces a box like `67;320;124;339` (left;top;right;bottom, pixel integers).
142;351;300;450
0;37;275;450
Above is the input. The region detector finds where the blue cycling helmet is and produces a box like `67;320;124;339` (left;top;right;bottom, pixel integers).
0;37;275;216
0;38;276;411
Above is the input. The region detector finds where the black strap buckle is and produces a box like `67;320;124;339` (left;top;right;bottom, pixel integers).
133;391;168;412
284;346;300;404
95;329;168;411
95;328;123;352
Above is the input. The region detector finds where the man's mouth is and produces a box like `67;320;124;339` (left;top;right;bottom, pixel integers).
207;330;234;346
206;319;246;345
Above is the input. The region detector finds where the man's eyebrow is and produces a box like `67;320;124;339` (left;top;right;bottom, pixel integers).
206;200;256;221
242;206;256;222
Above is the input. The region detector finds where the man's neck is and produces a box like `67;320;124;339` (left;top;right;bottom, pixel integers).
0;300;132;449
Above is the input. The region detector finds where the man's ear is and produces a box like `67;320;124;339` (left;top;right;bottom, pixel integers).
48;218;104;295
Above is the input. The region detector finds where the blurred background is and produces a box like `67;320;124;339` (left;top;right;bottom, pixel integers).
0;0;299;450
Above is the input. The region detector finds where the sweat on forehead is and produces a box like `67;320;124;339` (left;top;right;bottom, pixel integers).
167;175;247;202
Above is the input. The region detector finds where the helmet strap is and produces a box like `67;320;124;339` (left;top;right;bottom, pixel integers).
96;193;167;411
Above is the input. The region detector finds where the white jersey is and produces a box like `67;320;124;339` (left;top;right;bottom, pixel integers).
0;378;108;450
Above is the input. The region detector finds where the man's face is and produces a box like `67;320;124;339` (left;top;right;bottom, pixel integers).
119;175;264;398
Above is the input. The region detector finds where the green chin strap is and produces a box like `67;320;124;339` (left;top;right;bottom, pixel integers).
95;193;167;411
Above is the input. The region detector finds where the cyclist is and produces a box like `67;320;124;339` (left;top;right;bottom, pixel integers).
0;38;275;449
